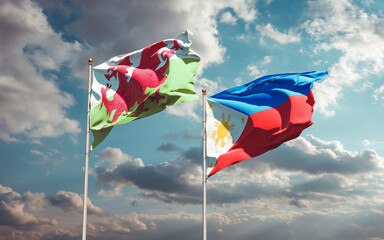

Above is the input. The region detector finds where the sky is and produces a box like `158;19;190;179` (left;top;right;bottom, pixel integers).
1;0;384;239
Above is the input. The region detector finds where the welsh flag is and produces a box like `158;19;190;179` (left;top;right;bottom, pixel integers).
90;31;200;149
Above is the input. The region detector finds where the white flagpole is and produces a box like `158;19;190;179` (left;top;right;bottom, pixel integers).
202;89;207;240
82;58;93;240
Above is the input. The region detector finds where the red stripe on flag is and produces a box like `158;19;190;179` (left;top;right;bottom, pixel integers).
208;92;315;177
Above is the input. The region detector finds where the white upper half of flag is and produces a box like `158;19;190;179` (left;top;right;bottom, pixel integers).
206;99;248;159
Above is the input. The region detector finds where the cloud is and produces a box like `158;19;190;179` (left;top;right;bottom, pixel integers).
93;133;384;208
156;142;181;152
4;134;384;239
29;150;59;165
374;84;384;104
34;200;384;240
362;139;384;147
256;23;301;44
0;0;81;142
46;188;191;237
94;215;146;233
38;228;79;240
180;130;201;140
220;11;238;25
47;191;105;217
94;147;144;168
58;0;257;73
45;190;196;237
302;0;384;116
196;77;222;95
165;101;200;122
262;56;272;65
300;174;344;191
245;56;273;79
259;135;384;175
94;147;269;206
93;147;202;204
204;207;384;240
22;191;47;211
247;64;262;77
0;185;56;230
42;192;203;240
162;130;201;140
215;134;384;209
30;150;50;165
80;211;202;240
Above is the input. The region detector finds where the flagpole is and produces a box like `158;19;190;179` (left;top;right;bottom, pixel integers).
82;58;93;240
202;89;207;240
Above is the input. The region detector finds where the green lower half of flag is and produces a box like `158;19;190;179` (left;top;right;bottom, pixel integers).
159;57;200;104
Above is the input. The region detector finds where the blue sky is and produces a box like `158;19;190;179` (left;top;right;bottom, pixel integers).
1;0;384;239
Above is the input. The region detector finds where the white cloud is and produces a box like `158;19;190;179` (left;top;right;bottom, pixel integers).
0;0;82;142
362;139;384;147
197;77;221;94
374;84;384;104
94;147;144;168
234;77;245;85
244;56;272;81
163;0;258;68
247;64;262;77
262;55;272;65
256;23;301;44
247;63;269;78
166;100;200;122
258;134;384;175
302;0;384;116
220;11;238;25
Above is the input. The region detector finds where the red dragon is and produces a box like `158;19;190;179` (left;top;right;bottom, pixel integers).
99;40;183;125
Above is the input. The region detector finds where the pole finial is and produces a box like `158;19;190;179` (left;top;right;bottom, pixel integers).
88;58;93;65
202;88;206;95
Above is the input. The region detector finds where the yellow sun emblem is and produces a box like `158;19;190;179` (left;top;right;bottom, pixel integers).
212;113;235;147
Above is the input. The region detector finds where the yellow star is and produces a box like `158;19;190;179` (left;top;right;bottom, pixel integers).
208;103;213;109
241;116;245;123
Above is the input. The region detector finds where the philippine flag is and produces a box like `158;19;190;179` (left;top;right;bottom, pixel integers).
206;71;327;177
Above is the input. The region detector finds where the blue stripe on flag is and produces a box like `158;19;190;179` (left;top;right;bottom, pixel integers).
209;71;327;116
